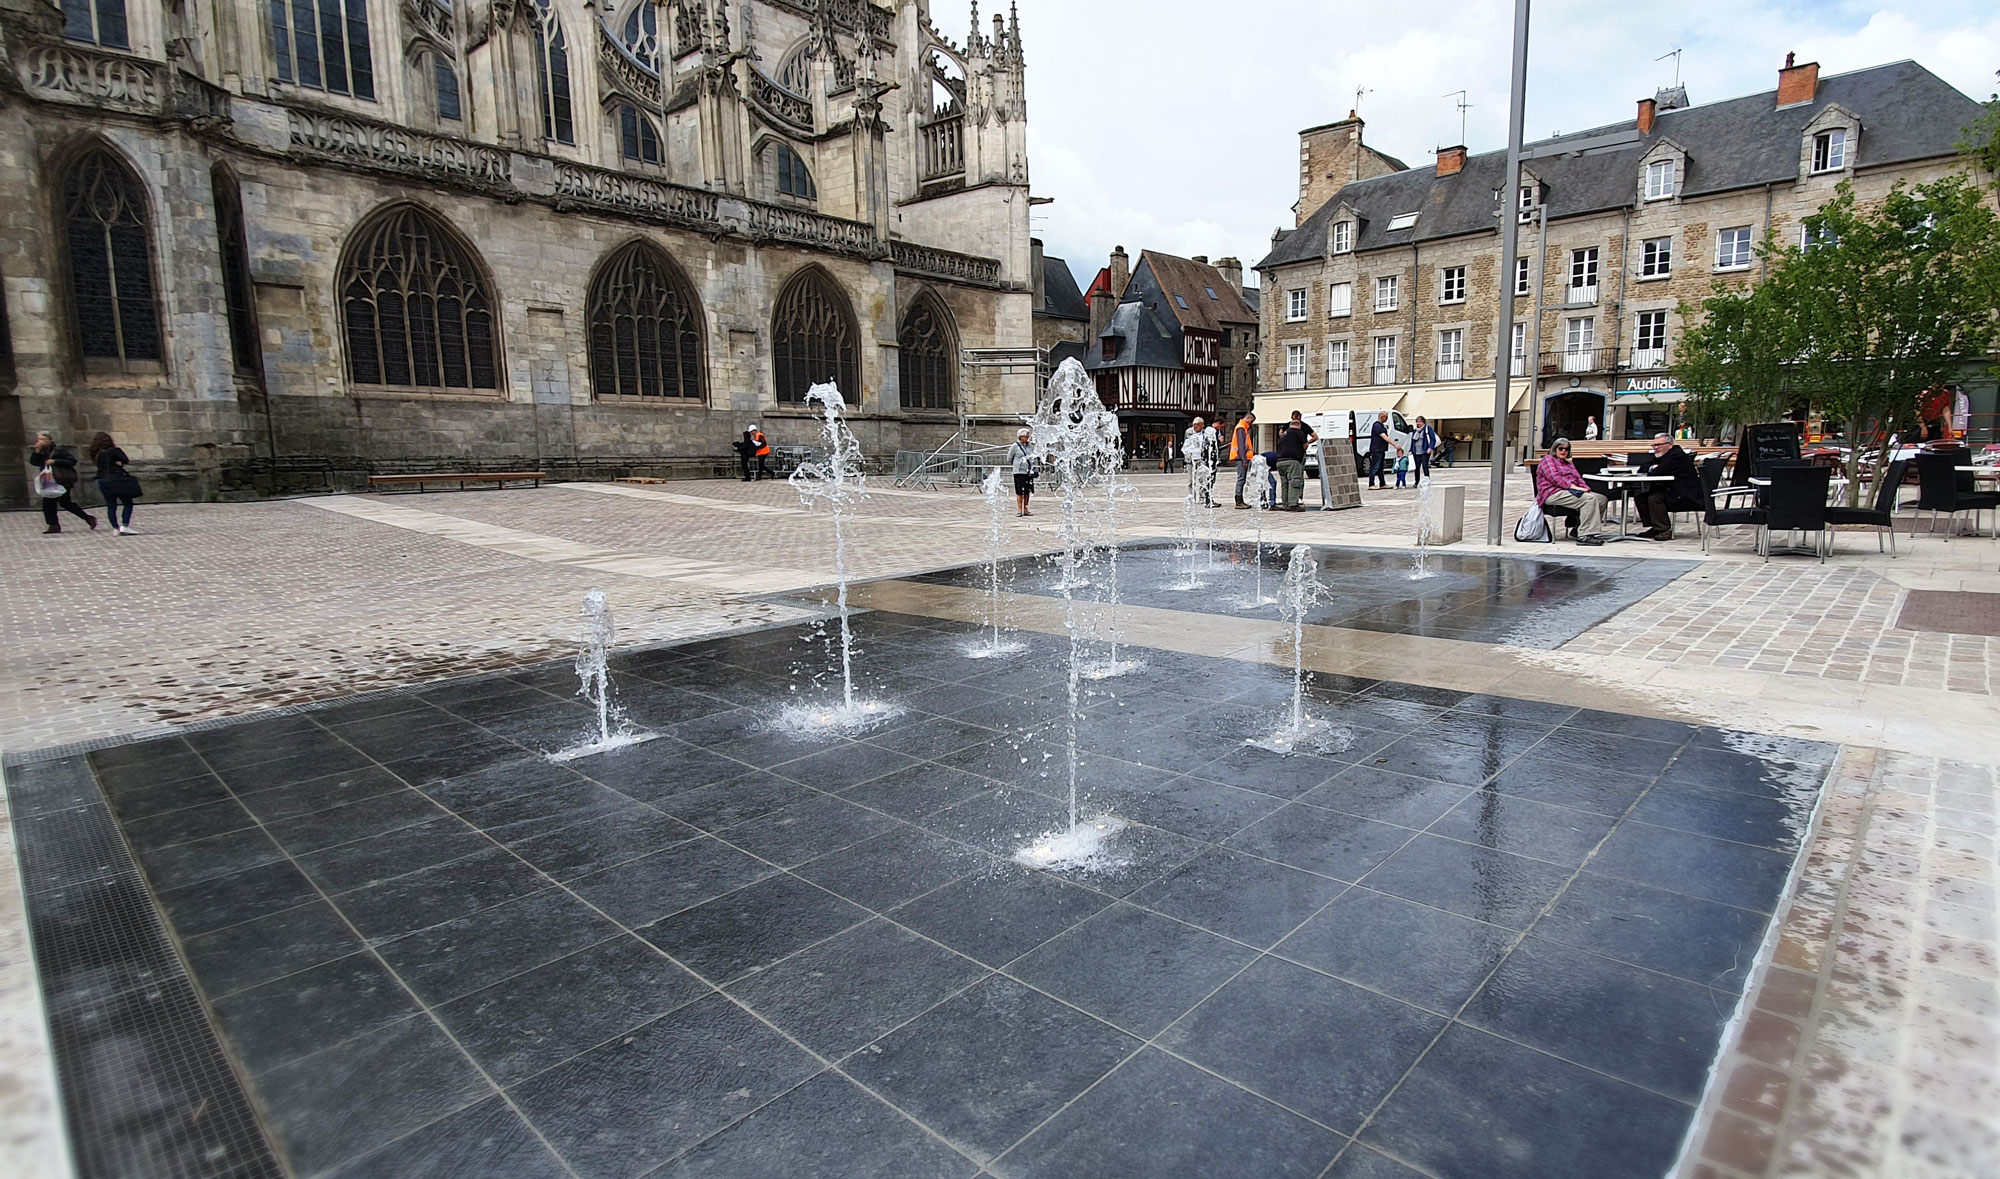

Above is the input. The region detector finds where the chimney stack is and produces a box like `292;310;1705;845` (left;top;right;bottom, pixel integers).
1214;257;1243;293
1636;97;1656;135
1191;255;1208;266
1110;246;1130;298
1436;145;1466;176
1088;285;1115;344
1777;52;1819;107
1030;237;1046;309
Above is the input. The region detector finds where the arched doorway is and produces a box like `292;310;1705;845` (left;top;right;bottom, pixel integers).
1541;388;1607;446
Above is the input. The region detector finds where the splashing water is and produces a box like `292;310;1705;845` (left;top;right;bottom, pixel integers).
783;383;898;734
1172;426;1215;589
1082;470;1142;680
1411;474;1438;581
1244;454;1275;607
1247;546;1354;756
548;589;655;761
1014;358;1126;869
967;468;1026;658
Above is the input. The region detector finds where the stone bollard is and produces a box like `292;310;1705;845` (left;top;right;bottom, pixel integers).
1420;484;1465;545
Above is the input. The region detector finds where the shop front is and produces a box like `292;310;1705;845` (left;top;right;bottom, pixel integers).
1401;380;1531;465
1611;375;1688;440
1120;411;1192;471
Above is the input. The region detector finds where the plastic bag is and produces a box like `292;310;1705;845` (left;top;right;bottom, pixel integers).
1514;502;1552;542
34;468;65;499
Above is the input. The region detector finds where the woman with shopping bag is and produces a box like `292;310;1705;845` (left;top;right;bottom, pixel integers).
28;432;98;535
88;432;142;535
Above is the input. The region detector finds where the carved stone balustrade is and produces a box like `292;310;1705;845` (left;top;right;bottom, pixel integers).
749;69;813;134
551;162;720;229
597;19;662;107
19;43;169;115
287;109;512;189
742;201;879;254
889;241;1002;288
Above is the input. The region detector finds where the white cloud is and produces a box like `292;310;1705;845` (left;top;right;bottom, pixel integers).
926;0;2000;286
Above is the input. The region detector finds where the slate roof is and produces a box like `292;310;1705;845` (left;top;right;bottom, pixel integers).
1128;252;1261;331
1038;255;1088;320
1083;298;1183;372
1256;60;1983;270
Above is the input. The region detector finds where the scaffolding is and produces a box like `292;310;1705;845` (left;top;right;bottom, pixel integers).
893;346;1048;489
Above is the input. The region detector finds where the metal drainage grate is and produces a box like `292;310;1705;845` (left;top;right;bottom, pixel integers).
1895;589;2000;637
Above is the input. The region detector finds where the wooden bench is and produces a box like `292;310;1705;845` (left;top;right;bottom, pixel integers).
366;471;546;492
613;477;668;485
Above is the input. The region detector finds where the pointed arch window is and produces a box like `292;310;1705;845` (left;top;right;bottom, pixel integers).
898;292;956;410
340;205;499;392
432;52;461;122
772;268;857;404
620;3;659;70
211;168;263;379
773;143;815;200
60;0;128;48
776;45;811;95
588;242;704;402
61;147;161;365
618;104;663;165
270;0;376;99
531;0;574;144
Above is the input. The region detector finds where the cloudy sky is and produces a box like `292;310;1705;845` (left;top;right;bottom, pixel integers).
926;0;1999;287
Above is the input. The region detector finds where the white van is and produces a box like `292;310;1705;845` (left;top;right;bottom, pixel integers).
1296;409;1412;475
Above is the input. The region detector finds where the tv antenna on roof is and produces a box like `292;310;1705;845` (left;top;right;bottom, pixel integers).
1354;85;1372;115
1444;89;1472;145
1656;46;1683;85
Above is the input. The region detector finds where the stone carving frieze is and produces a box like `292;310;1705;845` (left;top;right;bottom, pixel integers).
597;19;661;107
743;201;877;255
749;67;813;133
20;43;168;114
551;162;720;226
402;0;454;49
288;109;511;187
889;240;1001;287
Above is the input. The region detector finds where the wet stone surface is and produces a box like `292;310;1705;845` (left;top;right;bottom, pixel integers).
6;608;1833;1179
911;542;1699;649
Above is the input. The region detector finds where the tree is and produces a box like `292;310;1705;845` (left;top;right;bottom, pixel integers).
1675;174;2000;502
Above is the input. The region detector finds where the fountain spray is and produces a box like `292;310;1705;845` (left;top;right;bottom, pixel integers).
1014;358;1127;870
1411;475;1438;581
1246;454;1273;607
547;589;654;761
1245;545;1354;757
972;468;1024;658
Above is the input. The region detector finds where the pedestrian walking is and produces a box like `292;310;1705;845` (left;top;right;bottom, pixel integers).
749;425;774;481
1365;411;1391;488
736;426;756;481
88;432;141;534
1408;416;1440;484
1009;427;1036;516
28;431;98;535
1185;416;1219;507
1230;412;1256;508
1274;412;1316;511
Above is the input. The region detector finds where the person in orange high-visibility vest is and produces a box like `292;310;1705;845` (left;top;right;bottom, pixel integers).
751;425;774;481
1230;412;1257;508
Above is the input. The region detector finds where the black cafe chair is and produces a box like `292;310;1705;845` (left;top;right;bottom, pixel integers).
1526;459;1580;538
1761;464;1833;562
1913;452;1999;540
1701;462;1766;554
1825;458;1908;556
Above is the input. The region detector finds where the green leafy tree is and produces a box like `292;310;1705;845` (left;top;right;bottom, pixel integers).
1675;175;2000;502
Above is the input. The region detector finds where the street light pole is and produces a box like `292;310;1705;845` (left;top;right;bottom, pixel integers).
1486;0;1531;544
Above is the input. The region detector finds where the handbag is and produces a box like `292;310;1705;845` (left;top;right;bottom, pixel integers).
1514;502;1552;542
102;471;143;499
34;467;66;499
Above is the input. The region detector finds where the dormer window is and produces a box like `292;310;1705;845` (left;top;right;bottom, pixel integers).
1812;129;1846;172
1101;336;1121;360
1331;221;1353;253
1644;159;1675;200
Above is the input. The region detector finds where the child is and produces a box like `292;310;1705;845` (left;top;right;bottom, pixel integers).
1393;451;1411;488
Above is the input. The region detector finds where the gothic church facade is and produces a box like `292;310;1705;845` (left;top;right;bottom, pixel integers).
0;0;1034;501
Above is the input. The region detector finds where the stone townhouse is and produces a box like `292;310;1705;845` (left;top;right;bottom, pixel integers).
0;0;1038;504
1254;57;1993;460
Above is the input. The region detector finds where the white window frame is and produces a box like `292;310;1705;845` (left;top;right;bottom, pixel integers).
1326;339;1350;387
1634;309;1667;355
1374;274;1400;313
1640;236;1672;279
1518;184;1537;222
1800;223;1839;251
1327;281;1352;318
1644;159;1675;200
1565;316;1595;351
1331;221;1353;253
1812;129;1847;173
1284;342;1306;389
1510;322;1528;375
1438;266;1466;305
1514;257;1531;297
1372;334;1398;383
1436;328;1464;380
1716;226;1753;270
1286;287;1308;321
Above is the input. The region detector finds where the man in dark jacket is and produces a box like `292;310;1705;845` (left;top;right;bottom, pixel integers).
1365;411;1392;488
28;432;98;535
1633;433;1701;541
1274;412;1317;510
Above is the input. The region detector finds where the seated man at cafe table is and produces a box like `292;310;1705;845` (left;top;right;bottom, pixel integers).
1632;433;1702;542
1535;438;1610;545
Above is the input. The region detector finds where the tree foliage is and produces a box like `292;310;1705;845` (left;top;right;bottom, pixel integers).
1675;173;2000;499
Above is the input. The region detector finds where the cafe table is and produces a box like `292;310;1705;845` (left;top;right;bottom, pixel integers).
1582;471;1671;542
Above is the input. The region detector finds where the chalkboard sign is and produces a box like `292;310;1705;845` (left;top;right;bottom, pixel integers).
1736;422;1802;479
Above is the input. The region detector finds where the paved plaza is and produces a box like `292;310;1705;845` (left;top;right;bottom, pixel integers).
2;467;1997;1179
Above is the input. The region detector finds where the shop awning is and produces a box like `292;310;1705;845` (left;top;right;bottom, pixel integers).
1252;390;1404;420
1400;381;1532;420
1611;390;1687;407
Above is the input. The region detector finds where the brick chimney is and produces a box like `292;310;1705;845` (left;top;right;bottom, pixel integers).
1088;285;1115;344
1110;245;1130;298
1030;237;1046;309
1777;52;1819;107
1636;97;1656;135
1191;255;1208;266
1214;257;1243;293
1436;145;1466;176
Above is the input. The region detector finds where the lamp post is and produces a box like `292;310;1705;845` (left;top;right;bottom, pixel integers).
1486;0;1531;544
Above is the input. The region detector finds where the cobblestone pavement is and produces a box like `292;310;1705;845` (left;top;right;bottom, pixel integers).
3;466;1998;1179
